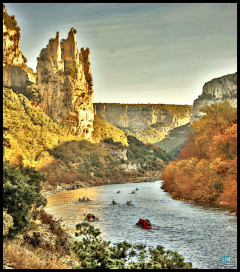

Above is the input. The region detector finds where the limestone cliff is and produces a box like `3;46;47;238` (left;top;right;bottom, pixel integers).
37;29;94;140
3;4;36;88
94;103;192;133
190;72;237;124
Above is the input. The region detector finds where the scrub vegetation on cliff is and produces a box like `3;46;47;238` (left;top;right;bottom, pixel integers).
162;100;237;211
122;127;165;144
3;9;20;35
92;115;128;147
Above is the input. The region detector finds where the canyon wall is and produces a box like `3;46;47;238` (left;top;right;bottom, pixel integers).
37;29;94;140
94;103;192;133
3;4;36;88
190;72;237;124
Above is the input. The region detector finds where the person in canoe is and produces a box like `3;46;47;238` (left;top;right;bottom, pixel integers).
132;191;135;194
127;201;132;205
87;197;90;201
87;213;92;221
117;191;120;193
79;198;81;201
82;196;86;201
143;219;151;227
136;218;144;226
86;213;97;221
112;200;117;204
136;188;138;190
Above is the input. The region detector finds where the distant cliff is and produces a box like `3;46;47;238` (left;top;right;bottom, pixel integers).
94;103;192;134
190;72;237;124
37;28;94;140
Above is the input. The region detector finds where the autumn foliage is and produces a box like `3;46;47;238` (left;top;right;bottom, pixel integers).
162;100;237;211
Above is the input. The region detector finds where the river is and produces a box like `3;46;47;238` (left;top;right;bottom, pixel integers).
45;180;237;269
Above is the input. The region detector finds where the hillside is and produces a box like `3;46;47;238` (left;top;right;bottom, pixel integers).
3;87;173;190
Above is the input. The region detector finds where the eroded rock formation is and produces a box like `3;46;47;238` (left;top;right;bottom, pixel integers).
190;72;237;124
3;4;36;88
94;103;192;133
37;28;94;140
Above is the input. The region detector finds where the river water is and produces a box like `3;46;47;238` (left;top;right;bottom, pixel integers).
45;181;237;269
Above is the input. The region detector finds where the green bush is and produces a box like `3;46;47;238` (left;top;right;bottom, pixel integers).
64;64;76;78
3;161;47;238
3;11;20;34
71;222;195;269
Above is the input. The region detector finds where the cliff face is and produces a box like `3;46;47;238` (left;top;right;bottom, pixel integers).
3;4;36;88
94;103;192;133
37;29;94;140
190;72;237;124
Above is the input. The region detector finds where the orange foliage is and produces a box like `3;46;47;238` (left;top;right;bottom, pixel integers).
162;101;237;211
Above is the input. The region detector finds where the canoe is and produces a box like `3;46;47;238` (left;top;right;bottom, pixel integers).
84;217;99;222
136;223;152;229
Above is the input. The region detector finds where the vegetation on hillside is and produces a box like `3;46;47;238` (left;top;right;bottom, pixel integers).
127;135;173;169
10;84;40;105
152;104;192;119
3;87;79;167
122;127;165;144
162;100;237;211
92;115;128;147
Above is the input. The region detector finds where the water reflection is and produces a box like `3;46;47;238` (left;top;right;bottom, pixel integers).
45;181;237;269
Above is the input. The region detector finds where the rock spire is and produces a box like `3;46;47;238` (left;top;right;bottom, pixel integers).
37;28;94;140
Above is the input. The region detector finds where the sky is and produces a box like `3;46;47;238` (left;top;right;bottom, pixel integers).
4;3;237;105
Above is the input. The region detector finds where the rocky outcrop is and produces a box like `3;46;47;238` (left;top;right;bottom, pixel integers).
94;103;192;132
190;72;237;124
3;4;36;88
100;143;128;161
120;162;145;172
37;29;94;140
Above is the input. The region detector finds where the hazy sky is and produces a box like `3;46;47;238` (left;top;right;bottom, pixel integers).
4;3;237;105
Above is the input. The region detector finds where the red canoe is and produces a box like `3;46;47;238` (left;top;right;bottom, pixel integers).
136;223;152;229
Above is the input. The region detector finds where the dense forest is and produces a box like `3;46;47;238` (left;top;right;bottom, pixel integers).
161;100;237;211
